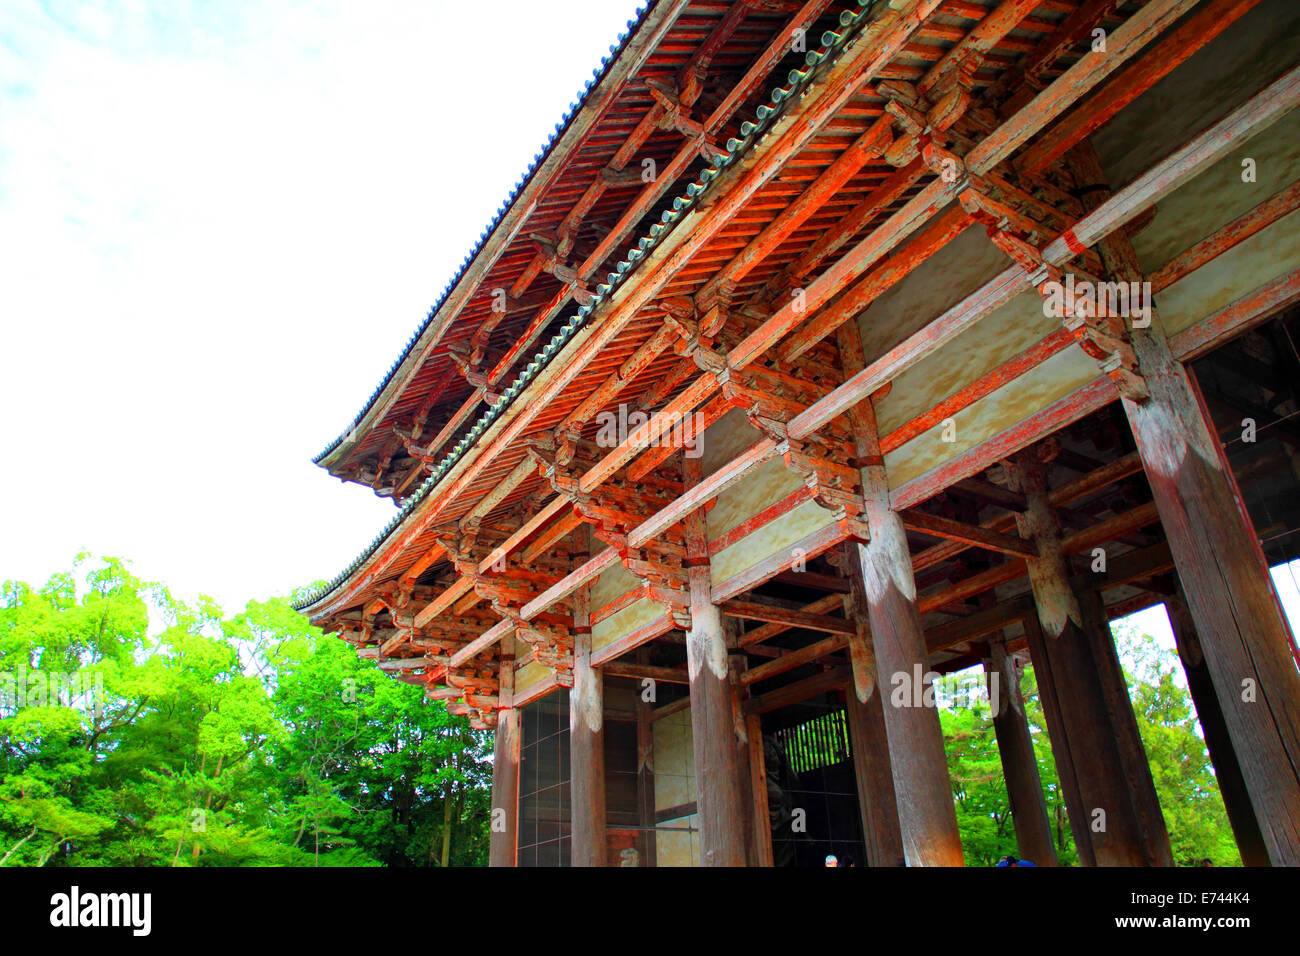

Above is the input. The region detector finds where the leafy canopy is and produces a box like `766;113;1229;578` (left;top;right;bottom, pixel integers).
0;555;491;867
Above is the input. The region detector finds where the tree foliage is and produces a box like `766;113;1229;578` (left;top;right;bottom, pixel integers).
938;624;1240;866
0;555;492;867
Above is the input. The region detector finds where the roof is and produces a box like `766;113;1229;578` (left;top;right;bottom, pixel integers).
311;0;663;472
296;0;879;612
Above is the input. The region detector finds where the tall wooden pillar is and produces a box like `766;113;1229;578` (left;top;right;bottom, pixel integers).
844;687;906;866
489;644;520;867
1166;594;1270;866
727;634;759;866
840;544;905;867
838;324;964;867
569;530;606;866
746;710;775;866
1071;141;1300;865
983;637;1056;865
684;454;748;866
635;647;657;867
1011;451;1172;866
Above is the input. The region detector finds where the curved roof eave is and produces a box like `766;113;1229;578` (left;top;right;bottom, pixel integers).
313;0;670;473
297;0;879;617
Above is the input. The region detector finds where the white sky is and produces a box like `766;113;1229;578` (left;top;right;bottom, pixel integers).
0;0;645;611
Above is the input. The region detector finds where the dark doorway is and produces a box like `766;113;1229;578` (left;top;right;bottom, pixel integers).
764;697;866;867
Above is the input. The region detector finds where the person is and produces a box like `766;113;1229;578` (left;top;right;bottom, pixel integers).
996;855;1037;867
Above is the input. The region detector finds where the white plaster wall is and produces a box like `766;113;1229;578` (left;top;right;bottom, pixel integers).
883;345;1102;489
1092;0;1300;194
593;596;663;653
701;409;840;585
513;658;552;699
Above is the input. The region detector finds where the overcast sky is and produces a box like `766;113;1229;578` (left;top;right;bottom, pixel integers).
0;0;645;610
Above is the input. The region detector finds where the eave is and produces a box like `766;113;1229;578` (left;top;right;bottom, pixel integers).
297;0;885;616
311;0;678;477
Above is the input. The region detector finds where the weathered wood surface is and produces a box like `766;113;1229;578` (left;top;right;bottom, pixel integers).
1166;595;1270;866
984;638;1057;866
840;321;964;866
843;684;905;868
683;455;748;866
1012;452;1172;866
489;645;520;868
746;710;775;867
569;529;606;866
1071;140;1300;866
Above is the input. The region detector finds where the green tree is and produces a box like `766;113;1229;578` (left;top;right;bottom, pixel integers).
267;628;492;866
938;622;1238;867
1113;625;1240;866
0;556;494;867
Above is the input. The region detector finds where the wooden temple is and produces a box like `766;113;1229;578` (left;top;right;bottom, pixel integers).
299;0;1300;866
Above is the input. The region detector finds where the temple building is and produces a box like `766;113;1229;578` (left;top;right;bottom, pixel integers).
297;0;1300;866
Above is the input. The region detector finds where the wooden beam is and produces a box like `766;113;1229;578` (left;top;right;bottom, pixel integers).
739;633;848;687
603;661;689;685
789;62;1300;451
736;594;844;648
721;600;855;636
697;114;894;303
710;516;863;605
1168;266;1300;363
1017;0;1265;176
745;666;850;715
1152;178;1300;293
926;599;1030;654
967;0;1203;172
1044;62;1300;263
900;508;1038;558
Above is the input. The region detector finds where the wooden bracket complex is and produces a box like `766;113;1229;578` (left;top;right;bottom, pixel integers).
960;176;1149;402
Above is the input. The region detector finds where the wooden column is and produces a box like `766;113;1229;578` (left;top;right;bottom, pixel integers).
1011;451;1171;866
727;633;759;866
840;543;905;867
983;637;1056;866
569;529;606;866
1071;141;1300;865
489;643;520;867
1166;594;1270;866
838;324;964;867
635;647;657;867
746;711;775;866
844;687;906;867
684;454;748;866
